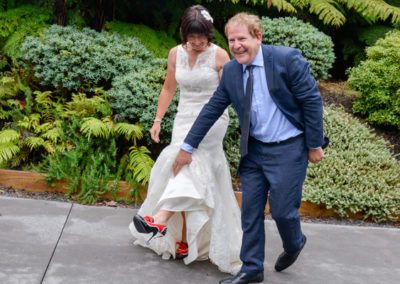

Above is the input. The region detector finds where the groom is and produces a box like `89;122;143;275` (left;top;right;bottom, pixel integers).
173;12;325;284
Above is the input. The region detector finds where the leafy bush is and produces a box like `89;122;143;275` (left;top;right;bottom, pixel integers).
43;115;154;205
105;21;228;58
223;107;240;172
260;17;335;81
109;58;179;145
0;81;154;203
304;106;400;223
0;5;52;59
212;27;229;52
342;25;394;67
347;30;400;129
105;21;177;59
21;25;152;91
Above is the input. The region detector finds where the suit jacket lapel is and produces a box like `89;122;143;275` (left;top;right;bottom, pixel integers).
263;45;275;92
234;61;245;102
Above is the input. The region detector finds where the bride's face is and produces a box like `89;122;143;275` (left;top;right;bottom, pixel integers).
186;34;209;52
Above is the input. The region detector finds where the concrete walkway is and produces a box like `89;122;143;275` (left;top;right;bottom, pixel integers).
0;196;399;284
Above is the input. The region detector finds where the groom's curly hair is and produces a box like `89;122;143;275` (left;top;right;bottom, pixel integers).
180;5;214;44
225;13;263;38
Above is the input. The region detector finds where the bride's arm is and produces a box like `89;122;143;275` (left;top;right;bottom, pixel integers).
150;47;178;143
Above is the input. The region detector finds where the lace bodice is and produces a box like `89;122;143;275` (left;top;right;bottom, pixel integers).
175;44;220;114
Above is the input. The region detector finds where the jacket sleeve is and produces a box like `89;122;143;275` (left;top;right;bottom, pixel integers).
184;71;232;149
286;49;324;148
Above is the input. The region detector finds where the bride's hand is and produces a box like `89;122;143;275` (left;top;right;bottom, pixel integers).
150;122;161;143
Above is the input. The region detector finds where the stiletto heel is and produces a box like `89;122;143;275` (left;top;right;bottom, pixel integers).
133;215;167;244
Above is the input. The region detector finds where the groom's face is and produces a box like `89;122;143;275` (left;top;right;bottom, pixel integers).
227;23;262;65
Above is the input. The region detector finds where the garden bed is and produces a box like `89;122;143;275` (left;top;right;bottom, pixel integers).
319;82;400;159
0;169;361;220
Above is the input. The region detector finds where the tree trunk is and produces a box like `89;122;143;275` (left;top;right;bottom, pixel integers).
92;0;115;31
54;0;68;26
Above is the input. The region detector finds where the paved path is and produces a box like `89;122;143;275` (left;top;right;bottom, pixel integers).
0;196;399;284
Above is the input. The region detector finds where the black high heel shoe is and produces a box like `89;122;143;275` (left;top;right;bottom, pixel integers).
133;215;167;244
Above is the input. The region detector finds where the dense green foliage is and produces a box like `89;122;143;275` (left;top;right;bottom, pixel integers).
109;58;178;145
262;0;400;27
342;25;394;67
304;106;400;222
0;68;154;203
260;17;335;80
0;5;51;59
105;21;177;59
43;113;154;204
21;25;152;91
223;107;241;172
347;30;400;129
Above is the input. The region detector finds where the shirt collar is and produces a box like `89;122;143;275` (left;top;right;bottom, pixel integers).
242;46;264;72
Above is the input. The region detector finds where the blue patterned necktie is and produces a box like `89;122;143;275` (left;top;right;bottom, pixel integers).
240;65;254;157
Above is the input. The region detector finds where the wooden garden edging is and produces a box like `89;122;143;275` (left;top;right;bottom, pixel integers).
0;169;147;202
0;169;360;220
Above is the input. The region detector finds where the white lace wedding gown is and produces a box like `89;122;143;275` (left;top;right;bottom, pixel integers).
129;44;242;274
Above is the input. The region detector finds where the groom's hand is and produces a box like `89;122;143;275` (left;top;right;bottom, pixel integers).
173;149;192;176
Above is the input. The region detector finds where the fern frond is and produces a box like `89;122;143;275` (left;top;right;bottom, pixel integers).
0;142;20;164
102;116;115;133
309;0;346;26
41;127;62;143
43;140;56;153
65;93;109;117
35;122;52;134
0;129;20;143
5;99;22;109
337;0;400;23
128;146;154;185
290;0;308;8
0;76;18;98
33;90;53;107
271;0;298;13
17;114;41;130
24;137;45;150
80;117;111;139
0;110;9;119
114;123;143;142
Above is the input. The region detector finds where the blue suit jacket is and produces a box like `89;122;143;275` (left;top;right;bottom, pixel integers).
184;44;325;153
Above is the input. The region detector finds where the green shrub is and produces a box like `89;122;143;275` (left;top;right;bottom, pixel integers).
109;58;179;145
342;25;394;67
223;107;240;172
43;114;154;205
213;27;229;52
105;21;177;59
21;25;153;91
0;5;52;59
260;17;335;81
304;106;400;223
0;82;154;203
347;30;400;129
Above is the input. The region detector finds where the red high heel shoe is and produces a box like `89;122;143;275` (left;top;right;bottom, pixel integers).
133;215;167;244
175;241;188;259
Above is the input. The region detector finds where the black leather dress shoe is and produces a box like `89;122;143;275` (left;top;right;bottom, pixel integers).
219;271;264;284
275;235;307;272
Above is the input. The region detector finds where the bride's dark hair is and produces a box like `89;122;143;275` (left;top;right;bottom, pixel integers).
180;5;214;44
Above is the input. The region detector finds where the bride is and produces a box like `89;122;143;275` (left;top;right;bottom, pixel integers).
129;5;242;275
